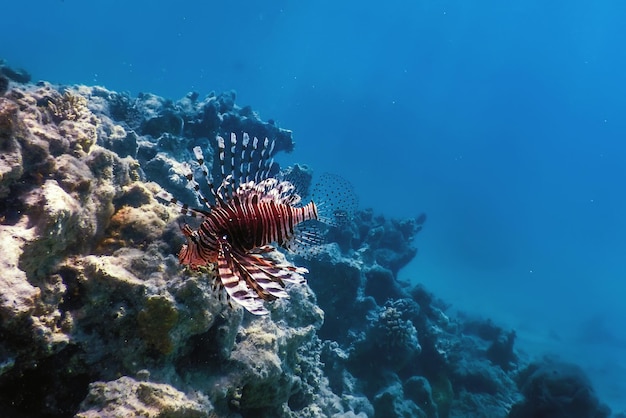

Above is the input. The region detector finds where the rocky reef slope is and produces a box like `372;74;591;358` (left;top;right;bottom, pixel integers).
0;67;612;418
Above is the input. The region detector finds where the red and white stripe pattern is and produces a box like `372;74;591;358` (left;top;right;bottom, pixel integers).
158;133;321;315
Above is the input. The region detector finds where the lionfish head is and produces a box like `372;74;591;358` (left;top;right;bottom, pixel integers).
178;224;210;268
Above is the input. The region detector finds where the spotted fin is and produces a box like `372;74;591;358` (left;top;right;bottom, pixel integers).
284;222;325;256
311;173;358;226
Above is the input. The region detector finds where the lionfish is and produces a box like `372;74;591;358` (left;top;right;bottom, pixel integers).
157;133;356;315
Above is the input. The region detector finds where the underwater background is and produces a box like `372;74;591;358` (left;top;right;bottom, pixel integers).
2;0;626;415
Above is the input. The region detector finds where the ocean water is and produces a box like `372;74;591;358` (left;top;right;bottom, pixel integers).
3;0;626;412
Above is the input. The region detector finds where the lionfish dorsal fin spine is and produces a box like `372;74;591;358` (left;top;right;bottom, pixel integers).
217;135;226;179
240;132;250;184
156;190;207;218
254;137;270;183
192;146;217;195
192;146;208;179
229;133;237;181
249;136;259;182
185;165;216;211
259;138;275;181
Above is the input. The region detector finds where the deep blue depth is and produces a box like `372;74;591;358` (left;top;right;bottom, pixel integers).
3;0;626;411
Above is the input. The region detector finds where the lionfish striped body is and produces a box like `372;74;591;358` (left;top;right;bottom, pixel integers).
158;133;354;315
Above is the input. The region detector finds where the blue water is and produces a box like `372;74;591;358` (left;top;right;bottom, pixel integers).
3;0;626;412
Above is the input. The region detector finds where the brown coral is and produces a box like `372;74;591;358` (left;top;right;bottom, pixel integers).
47;90;98;153
137;295;179;355
47;90;90;123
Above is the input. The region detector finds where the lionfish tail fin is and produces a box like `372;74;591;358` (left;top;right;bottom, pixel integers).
311;173;358;227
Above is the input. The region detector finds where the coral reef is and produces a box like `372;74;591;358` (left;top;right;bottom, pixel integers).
509;359;611;418
0;76;612;418
0;61;31;84
0;74;8;96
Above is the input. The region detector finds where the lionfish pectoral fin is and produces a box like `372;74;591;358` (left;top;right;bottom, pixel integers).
155;190;208;219
231;249;291;299
284;221;325;257
311;173;358;227
217;242;269;315
247;252;308;285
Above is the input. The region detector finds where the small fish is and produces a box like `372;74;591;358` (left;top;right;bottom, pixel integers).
158;133;356;314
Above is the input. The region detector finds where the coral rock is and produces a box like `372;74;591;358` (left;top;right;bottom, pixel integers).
76;376;213;418
509;360;611;418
